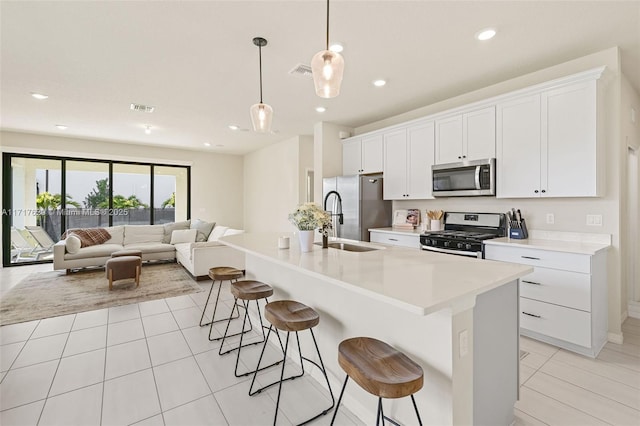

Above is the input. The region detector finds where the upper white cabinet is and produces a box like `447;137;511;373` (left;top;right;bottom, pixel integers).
342;134;384;175
496;79;602;198
435;106;496;164
383;121;435;200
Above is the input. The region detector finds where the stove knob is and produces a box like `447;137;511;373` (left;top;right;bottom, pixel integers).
443;241;450;248
456;243;464;249
423;239;430;246
465;243;473;250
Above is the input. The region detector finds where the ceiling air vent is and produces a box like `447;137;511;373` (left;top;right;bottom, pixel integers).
130;103;155;113
288;64;313;78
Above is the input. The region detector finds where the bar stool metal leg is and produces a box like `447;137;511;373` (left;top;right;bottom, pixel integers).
199;278;241;327
330;375;350;425
250;328;335;425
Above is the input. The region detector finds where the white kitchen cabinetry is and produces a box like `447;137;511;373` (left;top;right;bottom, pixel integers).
435;106;495;164
370;229;420;248
342;134;383;175
484;242;607;357
383;121;435;200
496;79;602;198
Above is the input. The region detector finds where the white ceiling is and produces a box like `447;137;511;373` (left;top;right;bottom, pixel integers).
1;1;639;156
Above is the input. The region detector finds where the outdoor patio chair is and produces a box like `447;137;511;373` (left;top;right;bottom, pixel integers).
25;225;57;251
10;227;51;261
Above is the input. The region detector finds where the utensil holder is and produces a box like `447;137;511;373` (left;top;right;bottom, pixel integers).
509;219;528;239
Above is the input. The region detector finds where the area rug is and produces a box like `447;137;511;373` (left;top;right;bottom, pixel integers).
0;263;203;326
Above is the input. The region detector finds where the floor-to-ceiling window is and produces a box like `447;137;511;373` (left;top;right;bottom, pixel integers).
2;153;190;267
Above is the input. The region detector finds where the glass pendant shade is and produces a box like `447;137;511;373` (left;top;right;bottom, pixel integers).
250;102;273;133
311;49;344;98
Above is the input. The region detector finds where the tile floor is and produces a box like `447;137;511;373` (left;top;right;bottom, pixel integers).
1;264;640;425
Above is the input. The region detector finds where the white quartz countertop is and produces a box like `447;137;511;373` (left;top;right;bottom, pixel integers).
484;237;610;255
220;233;532;316
368;227;422;236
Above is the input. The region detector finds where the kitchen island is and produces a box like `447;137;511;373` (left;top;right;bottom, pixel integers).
220;232;532;425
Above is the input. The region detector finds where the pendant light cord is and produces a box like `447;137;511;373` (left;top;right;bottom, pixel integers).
258;44;263;103
325;0;330;50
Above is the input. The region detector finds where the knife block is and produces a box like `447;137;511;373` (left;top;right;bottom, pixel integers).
509;219;528;239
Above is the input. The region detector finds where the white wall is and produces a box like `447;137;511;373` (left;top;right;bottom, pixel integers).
313;122;352;204
0;131;245;233
621;75;640;313
354;47;628;339
243;136;313;233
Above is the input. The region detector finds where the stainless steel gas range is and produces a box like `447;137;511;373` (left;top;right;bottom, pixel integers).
420;212;507;258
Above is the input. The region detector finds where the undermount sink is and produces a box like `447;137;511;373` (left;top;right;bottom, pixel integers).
313;241;382;252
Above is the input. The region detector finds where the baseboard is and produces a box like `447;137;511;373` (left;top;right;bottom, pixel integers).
607;332;624;345
628;300;640;319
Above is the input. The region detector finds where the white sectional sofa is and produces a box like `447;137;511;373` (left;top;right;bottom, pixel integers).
53;221;245;279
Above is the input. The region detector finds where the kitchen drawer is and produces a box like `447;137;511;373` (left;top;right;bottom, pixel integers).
520;267;591;312
520;297;591;347
370;231;420;248
484;245;590;273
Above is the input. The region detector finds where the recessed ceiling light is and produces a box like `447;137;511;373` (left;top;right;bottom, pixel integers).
32;92;49;100
475;28;496;41
55;124;67;130
316;106;326;113
329;43;344;53
373;79;386;87
145;125;151;134
228;125;239;131
204;142;211;147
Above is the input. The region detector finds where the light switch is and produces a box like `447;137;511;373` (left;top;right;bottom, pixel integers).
546;213;555;224
459;329;469;357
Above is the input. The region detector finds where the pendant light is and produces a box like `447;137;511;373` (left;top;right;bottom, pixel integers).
250;37;273;133
311;0;344;98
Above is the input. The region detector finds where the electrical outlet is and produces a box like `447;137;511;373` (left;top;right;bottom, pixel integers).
586;214;603;226
459;330;469;357
546;213;555;224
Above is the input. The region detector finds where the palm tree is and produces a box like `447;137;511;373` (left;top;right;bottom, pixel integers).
161;192;175;208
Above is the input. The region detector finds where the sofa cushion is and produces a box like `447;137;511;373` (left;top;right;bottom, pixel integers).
107;225;125;246
123;225;164;245
162;220;191;243
65;235;81;254
207;226;228;242
170;229;197;244
125;242;175;254
224;228;244;237
64;243;123;260
191;219;215;242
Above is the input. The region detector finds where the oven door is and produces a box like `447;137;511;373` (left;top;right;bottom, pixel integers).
432;158;495;197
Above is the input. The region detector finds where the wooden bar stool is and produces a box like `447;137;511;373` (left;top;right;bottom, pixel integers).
218;280;283;377
330;337;424;426
249;300;334;425
199;266;246;342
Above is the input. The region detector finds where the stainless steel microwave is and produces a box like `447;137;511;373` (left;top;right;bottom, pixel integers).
432;158;496;197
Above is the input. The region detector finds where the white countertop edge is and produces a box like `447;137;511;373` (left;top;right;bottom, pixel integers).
221;236;532;316
368;227;423;236
484;237;610;255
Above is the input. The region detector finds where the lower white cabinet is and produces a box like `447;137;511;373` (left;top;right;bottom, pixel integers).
484;243;607;357
370;230;420;249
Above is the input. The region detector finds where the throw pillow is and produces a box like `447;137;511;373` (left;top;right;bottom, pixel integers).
207;225;228;242
65;235;81;254
170;229;197;244
162;220;191;243
190;219;215;242
62;228;111;247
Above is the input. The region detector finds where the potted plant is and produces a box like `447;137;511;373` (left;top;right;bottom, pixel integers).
288;203;332;252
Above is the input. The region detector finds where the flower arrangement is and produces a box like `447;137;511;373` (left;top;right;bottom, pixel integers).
288;202;332;232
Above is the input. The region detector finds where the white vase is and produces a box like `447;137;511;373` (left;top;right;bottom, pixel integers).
298;230;315;252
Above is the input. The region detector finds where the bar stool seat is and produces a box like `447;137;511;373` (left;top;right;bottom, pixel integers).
218;280;280;378
230;280;273;300
250;300;334;425
331;337;424;425
199;266;245;341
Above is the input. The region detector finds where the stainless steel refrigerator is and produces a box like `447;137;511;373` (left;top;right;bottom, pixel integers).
322;174;392;242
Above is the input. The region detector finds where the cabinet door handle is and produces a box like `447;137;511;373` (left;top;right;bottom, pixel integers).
522;280;541;285
521;256;540;260
522;311;541;318
458;156;462;159
389;238;398;241
541;189;546;193
534;190;539;193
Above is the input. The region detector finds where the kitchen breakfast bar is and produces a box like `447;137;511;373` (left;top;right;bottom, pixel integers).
220;232;532;425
